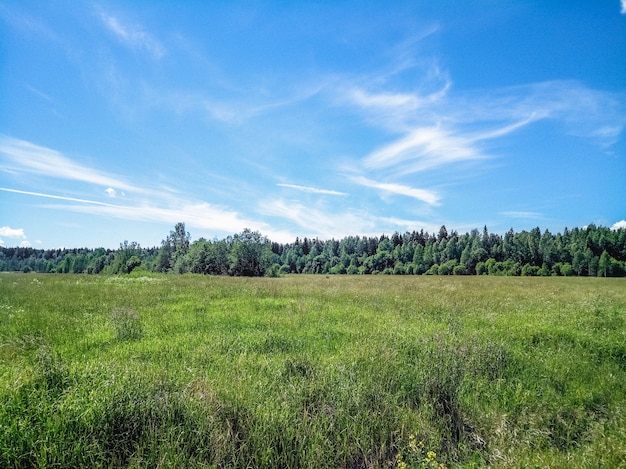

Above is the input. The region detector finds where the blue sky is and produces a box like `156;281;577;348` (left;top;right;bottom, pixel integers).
1;1;625;249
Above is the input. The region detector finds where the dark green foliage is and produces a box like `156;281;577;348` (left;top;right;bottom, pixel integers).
105;241;145;274
228;229;275;276
265;263;282;278
155;222;191;273
1;223;625;277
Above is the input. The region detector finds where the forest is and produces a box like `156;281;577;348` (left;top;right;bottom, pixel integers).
2;223;626;277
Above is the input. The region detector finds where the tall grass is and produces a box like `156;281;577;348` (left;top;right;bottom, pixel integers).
1;273;625;467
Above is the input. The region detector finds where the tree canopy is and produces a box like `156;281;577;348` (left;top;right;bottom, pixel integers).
2;223;626;277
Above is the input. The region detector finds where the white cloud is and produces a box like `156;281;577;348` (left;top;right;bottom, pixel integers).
91;202;248;233
344;74;624;180
260;198;440;240
98;10;165;59
525;81;624;146
350;89;422;109
351;176;439;205
612;219;626;230
38;196;270;241
378;216;442;235
347;82;449;119
0;188;119;207
0;226;26;238
363;126;482;174
260;199;380;239
277;183;347;196
357;81;620;177
0;137;283;241
144;77;328;126
621;0;626;15
1;185;244;232
340;81;449;134
0;226;30;247
25;84;55;104
501;211;544;220
0;186;272;240
0;136;140;193
0;5;61;42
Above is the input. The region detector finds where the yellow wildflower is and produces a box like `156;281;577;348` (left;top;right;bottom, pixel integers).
426;450;436;461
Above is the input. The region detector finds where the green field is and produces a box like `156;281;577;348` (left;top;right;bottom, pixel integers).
1;273;625;468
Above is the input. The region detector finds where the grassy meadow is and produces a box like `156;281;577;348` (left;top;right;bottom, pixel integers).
1;273;625;468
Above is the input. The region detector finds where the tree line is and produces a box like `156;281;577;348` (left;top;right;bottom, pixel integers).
2;222;626;277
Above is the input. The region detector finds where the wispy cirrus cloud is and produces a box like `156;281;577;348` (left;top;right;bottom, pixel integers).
0;188;118;207
377;216;443;236
25;83;56;104
0;186;278;241
0;138;293;241
459;81;625;146
346;82;450;132
277;183;347;196
260;198;440;239
142;77;328;125
45;197;300;244
0;136;140;193
351;176;439;205
50;200;252;235
349;89;427;110
501;210;544;220
261;199;381;239
333;46;625;222
343;57;624;180
98;9;165;59
0;4;60;42
363;125;480;173
363;114;539;176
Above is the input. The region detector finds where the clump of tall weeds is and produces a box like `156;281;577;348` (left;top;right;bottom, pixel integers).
34;344;71;393
396;330;509;462
111;307;143;341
